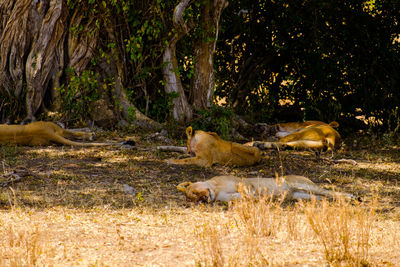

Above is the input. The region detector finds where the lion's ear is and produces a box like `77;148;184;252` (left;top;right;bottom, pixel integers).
186;126;193;138
177;182;192;192
329;121;339;128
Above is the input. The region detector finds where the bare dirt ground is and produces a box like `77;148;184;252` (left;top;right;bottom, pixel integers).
0;130;399;266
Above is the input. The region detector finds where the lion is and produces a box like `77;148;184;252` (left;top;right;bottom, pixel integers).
0;121;112;146
167;126;261;167
177;175;354;203
250;123;341;158
255;120;339;140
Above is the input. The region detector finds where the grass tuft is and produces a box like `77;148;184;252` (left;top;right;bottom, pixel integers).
303;197;376;266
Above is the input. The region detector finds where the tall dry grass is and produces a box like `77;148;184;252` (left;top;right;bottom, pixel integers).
196;193;378;266
0;210;44;266
232;187;285;237
195;218;270;267
196;220;226;267
303;197;376;266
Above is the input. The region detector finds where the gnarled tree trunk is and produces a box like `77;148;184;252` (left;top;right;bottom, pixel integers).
162;0;193;123
163;0;228;121
191;0;228;110
0;0;58;121
0;0;68;123
25;0;68;123
0;0;157;127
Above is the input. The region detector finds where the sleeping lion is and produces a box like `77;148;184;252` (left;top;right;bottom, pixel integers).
177;175;354;203
255;120;339;139
0;121;110;146
250;121;341;157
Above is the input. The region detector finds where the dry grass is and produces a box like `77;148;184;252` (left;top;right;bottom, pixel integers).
0;133;400;266
232;186;285;238
193;195;388;266
304;197;377;265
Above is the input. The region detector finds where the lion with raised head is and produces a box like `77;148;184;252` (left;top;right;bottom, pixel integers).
177;175;354;203
167;126;261;167
0;121;110;146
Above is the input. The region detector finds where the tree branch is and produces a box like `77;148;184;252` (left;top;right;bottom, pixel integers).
157;146;188;154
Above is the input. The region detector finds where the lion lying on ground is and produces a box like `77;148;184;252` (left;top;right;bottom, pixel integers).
167;126;261;167
255;120;339;140
0;121;111;146
250;122;341;157
177;175;354;203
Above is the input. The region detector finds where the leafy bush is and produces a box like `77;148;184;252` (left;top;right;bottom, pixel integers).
57;68;100;124
191;105;234;139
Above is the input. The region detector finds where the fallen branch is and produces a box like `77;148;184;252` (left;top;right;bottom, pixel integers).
288;156;358;165
157;146;187;154
0;168;43;188
330;158;358;165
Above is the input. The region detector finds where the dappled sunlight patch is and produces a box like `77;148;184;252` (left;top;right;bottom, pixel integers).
25;146;107;159
25;147;71;158
104;155;141;164
357;161;400;174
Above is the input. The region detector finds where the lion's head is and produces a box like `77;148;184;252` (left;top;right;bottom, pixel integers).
177;181;216;203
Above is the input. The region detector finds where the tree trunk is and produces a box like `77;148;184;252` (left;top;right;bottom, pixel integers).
25;0;68;123
0;0;68;123
0;0;32;99
190;0;228;110
67;9;99;74
162;45;193;123
0;0;66;122
0;0;157;127
162;0;193;123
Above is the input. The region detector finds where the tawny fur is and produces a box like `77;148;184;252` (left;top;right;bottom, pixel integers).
167;126;261;167
177;175;354;203
256;120;338;139
249;122;341;155
0;121;110;146
277;124;341;151
273;121;339;138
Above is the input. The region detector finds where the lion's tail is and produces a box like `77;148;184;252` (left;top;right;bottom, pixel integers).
49;134;113;146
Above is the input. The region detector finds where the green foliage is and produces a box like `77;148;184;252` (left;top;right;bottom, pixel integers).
58;0;400;133
192;105;234;140
125;14;163;64
0;92;25;123
121;1;175;121
126;106;136;124
135;192;145;204
63;0;173;125
149;91;178;123
57;68;100;123
0;146;20;166
67;0;130;14
216;0;400;130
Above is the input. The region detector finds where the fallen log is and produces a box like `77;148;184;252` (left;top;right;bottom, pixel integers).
157;146;187;154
